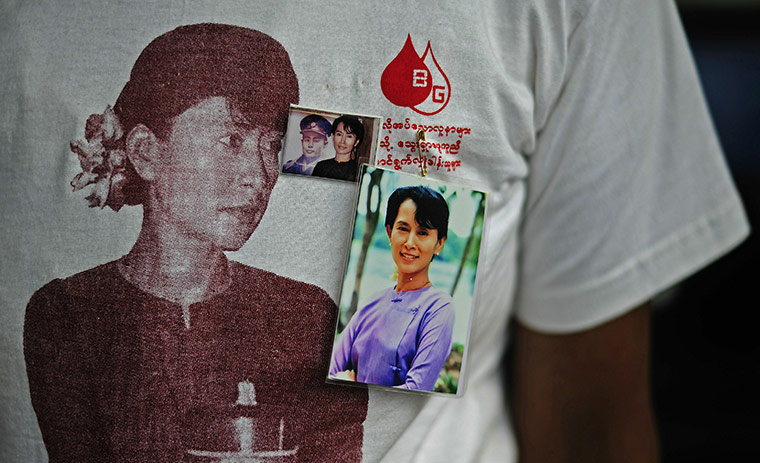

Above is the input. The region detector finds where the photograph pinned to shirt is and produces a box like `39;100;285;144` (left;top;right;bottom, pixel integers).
328;165;487;396
280;105;381;182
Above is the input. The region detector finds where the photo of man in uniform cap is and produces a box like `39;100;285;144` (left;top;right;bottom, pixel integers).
282;114;331;176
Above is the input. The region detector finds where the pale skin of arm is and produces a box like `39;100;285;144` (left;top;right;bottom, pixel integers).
513;304;659;463
333;370;356;381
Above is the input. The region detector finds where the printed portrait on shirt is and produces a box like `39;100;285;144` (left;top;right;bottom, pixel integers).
22;23;368;463
329;166;486;395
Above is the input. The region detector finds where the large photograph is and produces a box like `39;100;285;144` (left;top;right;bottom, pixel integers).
329;166;486;395
20;23;367;462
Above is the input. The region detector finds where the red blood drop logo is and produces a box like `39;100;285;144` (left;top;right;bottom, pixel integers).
381;34;432;108
412;42;451;116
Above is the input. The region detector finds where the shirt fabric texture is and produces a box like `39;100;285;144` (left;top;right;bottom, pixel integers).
24;261;367;462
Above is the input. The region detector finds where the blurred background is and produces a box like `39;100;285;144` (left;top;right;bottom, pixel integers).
652;0;758;461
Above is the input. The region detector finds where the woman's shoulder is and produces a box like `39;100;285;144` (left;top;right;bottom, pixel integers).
312;158;334;172
28;261;123;307
357;286;396;308
418;285;455;311
25;262;124;341
360;286;451;308
227;262;338;336
427;285;453;301
314;157;335;166
229;261;335;307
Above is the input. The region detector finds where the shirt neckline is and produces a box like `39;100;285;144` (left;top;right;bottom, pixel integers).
107;258;239;309
390;284;435;302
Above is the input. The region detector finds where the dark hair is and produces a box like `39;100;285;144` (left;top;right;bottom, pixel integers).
385;185;449;241
112;23;299;206
331;115;364;156
299;114;331;136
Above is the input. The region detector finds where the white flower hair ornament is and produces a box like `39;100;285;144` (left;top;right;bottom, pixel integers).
69;106;129;210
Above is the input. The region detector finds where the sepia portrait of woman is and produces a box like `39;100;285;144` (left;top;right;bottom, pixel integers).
23;23;366;462
330;185;455;391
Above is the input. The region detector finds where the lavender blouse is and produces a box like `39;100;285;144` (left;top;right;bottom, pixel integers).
330;285;455;391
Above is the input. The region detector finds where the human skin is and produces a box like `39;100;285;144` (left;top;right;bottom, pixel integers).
513;304;659;462
301;132;327;159
332;122;359;162
385;198;446;292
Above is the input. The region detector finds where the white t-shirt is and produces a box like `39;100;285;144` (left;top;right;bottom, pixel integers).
0;0;748;462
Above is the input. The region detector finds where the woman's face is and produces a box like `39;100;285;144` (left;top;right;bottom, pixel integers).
386;198;446;279
148;96;281;251
333;122;360;157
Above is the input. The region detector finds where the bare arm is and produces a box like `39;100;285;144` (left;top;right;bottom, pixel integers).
512;304;658;463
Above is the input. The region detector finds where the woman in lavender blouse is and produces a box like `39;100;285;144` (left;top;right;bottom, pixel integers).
330;186;455;391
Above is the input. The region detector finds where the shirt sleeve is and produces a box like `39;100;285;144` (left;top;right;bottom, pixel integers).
398;298;455;391
515;0;749;333
329;314;357;376
23;281;108;462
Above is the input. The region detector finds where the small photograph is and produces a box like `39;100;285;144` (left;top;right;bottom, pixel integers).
280;106;380;182
329;166;487;395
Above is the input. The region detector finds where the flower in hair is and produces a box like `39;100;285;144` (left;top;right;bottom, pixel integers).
69;105;128;210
